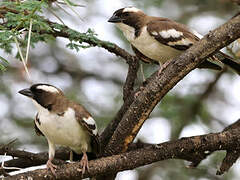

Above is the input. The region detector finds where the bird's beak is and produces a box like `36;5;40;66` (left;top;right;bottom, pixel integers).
18;88;33;98
108;14;122;23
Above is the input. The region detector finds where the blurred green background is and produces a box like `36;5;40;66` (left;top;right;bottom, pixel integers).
1;0;240;179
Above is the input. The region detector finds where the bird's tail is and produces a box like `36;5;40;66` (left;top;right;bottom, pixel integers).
214;52;240;75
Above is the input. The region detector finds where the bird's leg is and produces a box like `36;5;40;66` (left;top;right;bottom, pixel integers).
140;64;146;82
158;60;171;76
134;86;145;98
80;152;89;174
158;61;164;75
47;140;57;175
69;150;73;162
134;64;146;98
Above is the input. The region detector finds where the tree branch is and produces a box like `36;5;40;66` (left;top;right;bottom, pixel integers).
5;119;240;179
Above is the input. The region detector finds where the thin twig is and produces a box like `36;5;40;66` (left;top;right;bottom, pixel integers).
62;0;84;21
14;37;31;79
47;7;66;25
25;18;32;63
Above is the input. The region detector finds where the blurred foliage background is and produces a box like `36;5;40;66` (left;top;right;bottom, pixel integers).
1;0;240;179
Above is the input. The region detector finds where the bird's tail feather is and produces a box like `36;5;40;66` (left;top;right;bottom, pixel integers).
214;52;240;75
197;60;222;70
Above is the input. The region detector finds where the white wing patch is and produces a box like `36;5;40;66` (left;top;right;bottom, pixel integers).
83;117;98;135
83;117;95;125
151;31;158;36
123;7;141;13
36;85;59;93
159;29;183;38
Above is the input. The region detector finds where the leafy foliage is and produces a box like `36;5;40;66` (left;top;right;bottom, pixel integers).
0;55;8;71
0;0;114;71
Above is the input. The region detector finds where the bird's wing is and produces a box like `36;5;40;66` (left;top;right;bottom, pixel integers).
74;105;101;155
34;113;44;136
147;18;199;50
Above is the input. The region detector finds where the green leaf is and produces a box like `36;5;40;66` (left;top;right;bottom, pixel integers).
0;56;9;71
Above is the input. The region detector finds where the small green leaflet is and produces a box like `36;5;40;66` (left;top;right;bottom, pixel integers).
0;55;9;71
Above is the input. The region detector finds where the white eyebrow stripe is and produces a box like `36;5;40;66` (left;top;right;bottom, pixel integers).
159;29;183;38
123;7;141;13
37;85;59;93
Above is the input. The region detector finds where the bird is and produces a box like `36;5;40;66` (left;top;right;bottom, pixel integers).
108;7;240;74
18;83;100;175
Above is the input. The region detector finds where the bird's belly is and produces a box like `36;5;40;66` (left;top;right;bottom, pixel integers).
132;37;181;64
36;108;91;152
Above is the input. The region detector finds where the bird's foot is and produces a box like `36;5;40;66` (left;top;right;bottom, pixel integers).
47;159;57;176
158;61;171;76
134;86;144;98
80;152;89;175
158;65;163;76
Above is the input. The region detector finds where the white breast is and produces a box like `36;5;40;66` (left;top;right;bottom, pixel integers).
34;102;91;153
116;24;181;63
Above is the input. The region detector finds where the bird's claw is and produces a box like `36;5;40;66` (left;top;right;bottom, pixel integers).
158;61;171;76
80;153;89;175
47;159;57;176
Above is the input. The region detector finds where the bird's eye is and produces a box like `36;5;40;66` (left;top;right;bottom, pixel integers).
123;12;130;17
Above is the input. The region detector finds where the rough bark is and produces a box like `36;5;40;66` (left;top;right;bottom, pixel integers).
5;119;240;180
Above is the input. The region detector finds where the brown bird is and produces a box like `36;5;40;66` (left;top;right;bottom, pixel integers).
19;83;100;175
108;7;240;74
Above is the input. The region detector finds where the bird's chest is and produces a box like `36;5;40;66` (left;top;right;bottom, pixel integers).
117;24;181;63
36;108;91;152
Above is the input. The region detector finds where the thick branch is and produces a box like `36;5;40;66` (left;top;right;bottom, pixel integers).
104;14;240;155
6;120;240;180
0;142;146;173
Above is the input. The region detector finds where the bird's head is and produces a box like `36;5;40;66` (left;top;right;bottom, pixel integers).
19;83;64;111
108;7;145;28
